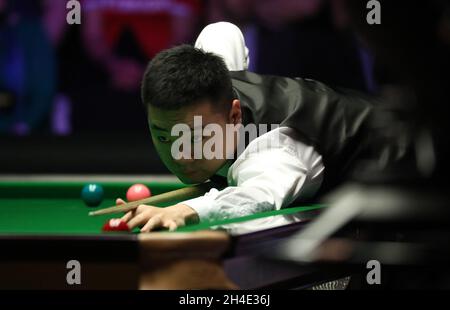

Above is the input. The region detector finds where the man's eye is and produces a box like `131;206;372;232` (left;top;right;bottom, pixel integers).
157;136;170;143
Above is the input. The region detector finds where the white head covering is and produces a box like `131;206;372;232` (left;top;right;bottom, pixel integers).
195;22;250;71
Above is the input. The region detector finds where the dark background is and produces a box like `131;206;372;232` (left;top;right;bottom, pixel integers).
1;0;448;176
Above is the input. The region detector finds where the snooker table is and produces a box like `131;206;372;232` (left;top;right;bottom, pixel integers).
0;177;344;290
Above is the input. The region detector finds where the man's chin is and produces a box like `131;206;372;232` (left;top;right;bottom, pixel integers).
177;174;210;185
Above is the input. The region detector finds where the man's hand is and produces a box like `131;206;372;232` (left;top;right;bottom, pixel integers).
115;198;199;232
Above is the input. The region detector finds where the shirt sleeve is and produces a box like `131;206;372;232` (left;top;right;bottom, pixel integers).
181;127;325;223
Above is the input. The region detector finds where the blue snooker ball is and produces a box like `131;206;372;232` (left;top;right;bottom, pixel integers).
81;183;104;207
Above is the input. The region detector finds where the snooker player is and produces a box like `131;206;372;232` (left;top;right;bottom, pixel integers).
116;22;379;233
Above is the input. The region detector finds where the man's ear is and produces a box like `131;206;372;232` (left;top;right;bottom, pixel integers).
228;99;242;125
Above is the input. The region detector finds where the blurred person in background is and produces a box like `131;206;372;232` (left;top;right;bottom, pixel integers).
0;0;56;135
207;0;374;92
82;0;201;92
342;0;450;184
58;0;202;132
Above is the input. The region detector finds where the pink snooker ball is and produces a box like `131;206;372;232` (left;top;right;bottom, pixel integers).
126;184;152;202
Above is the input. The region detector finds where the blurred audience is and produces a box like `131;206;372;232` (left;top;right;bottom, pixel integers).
1;0;202;134
207;0;374;92
61;0;202;132
0;0;56;135
343;0;450;184
1;0;381;135
82;0;201;92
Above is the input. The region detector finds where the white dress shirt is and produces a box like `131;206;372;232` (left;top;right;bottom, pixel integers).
182;127;324;234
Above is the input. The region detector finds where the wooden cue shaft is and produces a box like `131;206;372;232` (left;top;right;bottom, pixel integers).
88;182;215;216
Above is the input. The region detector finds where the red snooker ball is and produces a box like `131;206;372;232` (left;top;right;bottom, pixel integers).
126;184;151;202
102;219;130;232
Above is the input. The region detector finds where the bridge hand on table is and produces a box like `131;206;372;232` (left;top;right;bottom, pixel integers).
114;198;199;233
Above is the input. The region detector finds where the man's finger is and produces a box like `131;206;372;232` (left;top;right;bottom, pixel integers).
140;215;163;233
136;204;152;214
166;220;178;232
128;212;152;230
121;205;154;224
116;198;126;205
121;211;134;222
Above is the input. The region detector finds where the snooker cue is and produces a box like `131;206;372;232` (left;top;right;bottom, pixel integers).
88;181;217;216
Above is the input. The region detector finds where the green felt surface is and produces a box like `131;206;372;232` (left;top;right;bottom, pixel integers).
0;181;183;235
0;181;325;235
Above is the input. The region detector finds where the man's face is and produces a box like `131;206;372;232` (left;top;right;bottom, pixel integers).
148;101;239;184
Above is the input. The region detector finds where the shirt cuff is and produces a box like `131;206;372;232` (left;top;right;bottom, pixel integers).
180;188;220;222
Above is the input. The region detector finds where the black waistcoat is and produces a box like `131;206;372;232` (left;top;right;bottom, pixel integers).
230;70;379;193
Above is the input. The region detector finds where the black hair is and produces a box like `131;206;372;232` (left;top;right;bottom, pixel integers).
141;45;233;111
